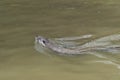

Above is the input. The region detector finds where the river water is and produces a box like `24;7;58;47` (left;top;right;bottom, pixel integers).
0;0;120;80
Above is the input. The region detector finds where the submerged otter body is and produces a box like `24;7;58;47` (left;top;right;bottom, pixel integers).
35;36;84;54
35;34;120;55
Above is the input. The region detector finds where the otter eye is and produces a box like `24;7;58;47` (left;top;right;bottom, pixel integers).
42;40;46;44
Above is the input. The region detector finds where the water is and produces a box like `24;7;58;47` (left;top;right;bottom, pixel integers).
0;0;120;80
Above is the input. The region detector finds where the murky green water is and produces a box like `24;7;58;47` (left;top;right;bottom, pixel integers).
0;0;120;80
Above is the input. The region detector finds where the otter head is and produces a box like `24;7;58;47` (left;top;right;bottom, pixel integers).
35;36;49;47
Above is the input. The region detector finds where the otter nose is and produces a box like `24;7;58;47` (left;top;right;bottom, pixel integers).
35;35;41;43
35;36;38;43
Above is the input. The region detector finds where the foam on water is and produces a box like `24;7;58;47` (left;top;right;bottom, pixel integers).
91;60;120;69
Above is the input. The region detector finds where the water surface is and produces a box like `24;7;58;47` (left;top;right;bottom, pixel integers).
0;0;120;80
